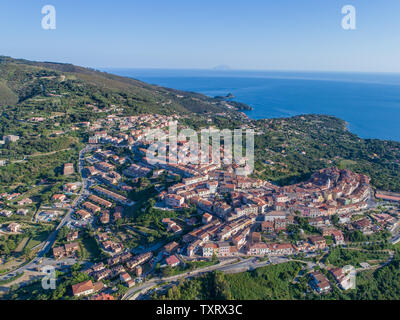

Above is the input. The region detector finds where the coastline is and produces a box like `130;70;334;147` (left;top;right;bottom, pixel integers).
109;69;400;143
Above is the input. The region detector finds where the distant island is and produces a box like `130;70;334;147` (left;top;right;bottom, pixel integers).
212;64;231;71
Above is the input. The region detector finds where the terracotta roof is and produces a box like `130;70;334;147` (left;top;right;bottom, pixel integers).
166;255;180;266
72;280;93;296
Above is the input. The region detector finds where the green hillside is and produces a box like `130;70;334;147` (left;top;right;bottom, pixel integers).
0;56;399;193
0;56;248;116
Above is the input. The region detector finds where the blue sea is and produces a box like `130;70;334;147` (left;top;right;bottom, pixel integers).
105;69;400;142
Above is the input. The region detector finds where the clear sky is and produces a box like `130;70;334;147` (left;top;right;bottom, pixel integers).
1;0;399;72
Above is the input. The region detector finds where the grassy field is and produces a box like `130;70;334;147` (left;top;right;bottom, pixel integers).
24;227;52;251
14;237;30;253
80;234;102;261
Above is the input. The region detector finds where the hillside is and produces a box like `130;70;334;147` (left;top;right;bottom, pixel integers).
251;115;400;192
0;56;399;193
0;56;249;117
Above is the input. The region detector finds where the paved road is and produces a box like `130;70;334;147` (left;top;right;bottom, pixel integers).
123;258;242;300
0;145;94;282
123;256;298;300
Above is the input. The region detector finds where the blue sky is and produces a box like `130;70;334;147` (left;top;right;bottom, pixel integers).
0;0;399;72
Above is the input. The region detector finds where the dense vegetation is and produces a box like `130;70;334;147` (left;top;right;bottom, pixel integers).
4;264;91;300
152;262;304;300
1;57;399;193
153;250;400;300
252;115;400;191
324;248;389;268
0;56;246;117
1;57;400;301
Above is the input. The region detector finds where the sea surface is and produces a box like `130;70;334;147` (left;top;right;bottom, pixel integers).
105;68;400;142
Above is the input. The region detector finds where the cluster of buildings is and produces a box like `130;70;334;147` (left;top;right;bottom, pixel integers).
86;151;124;186
75;192;125;227
97;232;124;255
87;114;181;146
24;112;396;299
309;265;356;293
82;114;399;265
150;159;374;258
0;135;19;144
71;250;151;296
53;242;80;259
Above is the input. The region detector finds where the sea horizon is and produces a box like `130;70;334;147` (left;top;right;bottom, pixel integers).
104;68;400;143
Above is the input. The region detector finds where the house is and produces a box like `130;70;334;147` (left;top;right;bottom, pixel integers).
202;213;213;224
162;218;182;233
166;255;181;267
120;272;132;283
89;293;115;300
54;242;79;259
163;241;179;254
52;194;66;202
17;198;32;206
92;262;105;272
261;221;273;233
67;231;79;242
16;209;29;216
263;211;287;222
213;202;232;218
76;209;91;220
89;195;112;208
0;210;13;217
170;224;182;234
135;265;143;277
187;240;202;257
330;267;355;290
165;194;185;208
309;236;327;250
72;280;103;297
375;193;400;202
247;242;269;256
53;246;66;259
93;186;129;205
95;161;115;173
93;269;112;281
232;228;250;248
82;202;101;213
202;242;238;258
63;163;75;176
7;223;21;233
64;183;79;193
353;218;371;232
331;230;345;245
309;271;331;293
4;135;19;143
267;243;295;256
65;242;80;255
100;211;110;224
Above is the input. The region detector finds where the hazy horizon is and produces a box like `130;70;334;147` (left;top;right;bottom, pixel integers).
1;1;400;73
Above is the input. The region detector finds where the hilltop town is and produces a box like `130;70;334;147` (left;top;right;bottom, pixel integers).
2;111;400;300
0;58;400;300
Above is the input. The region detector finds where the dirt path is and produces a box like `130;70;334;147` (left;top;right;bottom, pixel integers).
14;237;30;253
25;148;72;158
